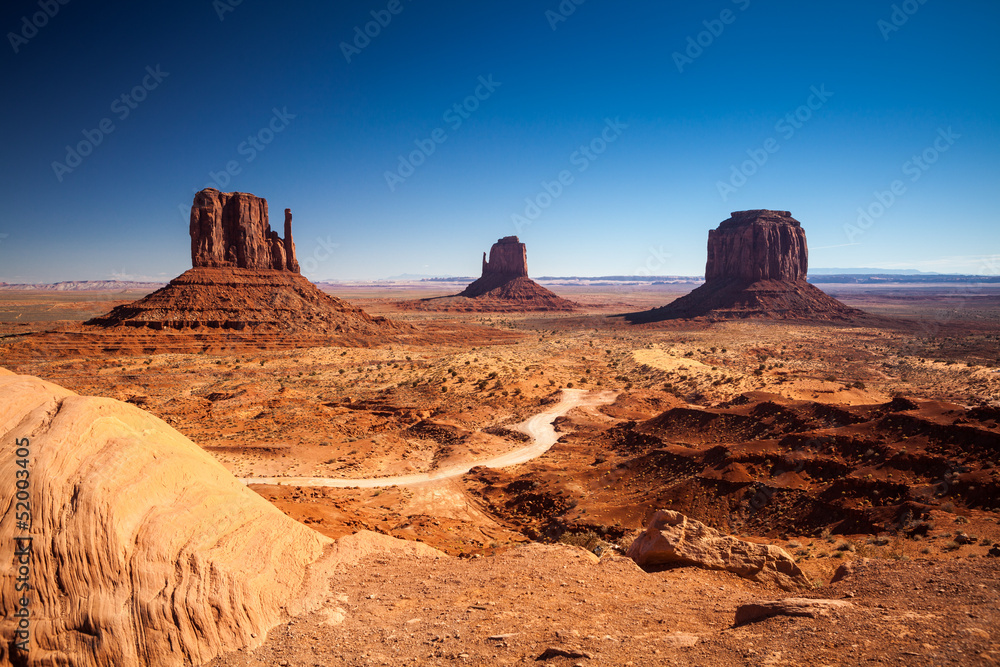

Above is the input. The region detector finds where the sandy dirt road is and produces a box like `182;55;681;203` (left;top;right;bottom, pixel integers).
241;388;616;488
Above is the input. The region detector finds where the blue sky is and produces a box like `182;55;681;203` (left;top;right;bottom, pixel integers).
1;0;997;282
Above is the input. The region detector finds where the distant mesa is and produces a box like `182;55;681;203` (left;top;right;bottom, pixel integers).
401;236;578;312
86;188;403;336
459;235;529;296
625;210;862;322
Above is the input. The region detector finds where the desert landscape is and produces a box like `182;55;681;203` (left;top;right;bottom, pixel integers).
3;3;998;666
2;198;999;666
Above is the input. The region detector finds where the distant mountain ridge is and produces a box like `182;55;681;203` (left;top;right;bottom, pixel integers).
809;268;939;275
0;280;167;291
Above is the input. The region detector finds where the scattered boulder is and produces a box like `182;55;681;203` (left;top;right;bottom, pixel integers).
626;510;811;590
734;598;854;625
831;558;872;583
536;646;594;661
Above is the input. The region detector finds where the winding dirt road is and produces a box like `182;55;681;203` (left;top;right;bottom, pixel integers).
241;388;616;488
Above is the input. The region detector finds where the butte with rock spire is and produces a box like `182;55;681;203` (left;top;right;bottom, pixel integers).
86;188;403;337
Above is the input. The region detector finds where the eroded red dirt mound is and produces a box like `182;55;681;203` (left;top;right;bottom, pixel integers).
468;394;1000;542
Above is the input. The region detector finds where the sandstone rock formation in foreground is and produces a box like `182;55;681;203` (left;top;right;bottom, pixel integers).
627;510;812;590
0;368;335;666
405;236;577;312
0;368;444;667
86;189;403;334
626;210;861;322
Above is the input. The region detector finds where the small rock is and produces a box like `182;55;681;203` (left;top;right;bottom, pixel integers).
536;646;594;661
735;598;854;625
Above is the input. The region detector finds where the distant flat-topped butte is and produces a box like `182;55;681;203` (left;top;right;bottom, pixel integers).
625;210;864;323
399;236;578;312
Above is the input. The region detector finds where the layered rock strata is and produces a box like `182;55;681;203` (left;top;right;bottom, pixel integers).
190;188;299;272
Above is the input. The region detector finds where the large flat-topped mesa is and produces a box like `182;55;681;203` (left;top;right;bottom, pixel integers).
625;209;861;322
706;210;807;283
190;188;300;272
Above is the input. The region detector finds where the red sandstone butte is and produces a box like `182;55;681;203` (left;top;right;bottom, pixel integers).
706;210;807;282
399;236;577;312
190;188;299;272
85;189;402;336
626;210;861;322
459;236;530;297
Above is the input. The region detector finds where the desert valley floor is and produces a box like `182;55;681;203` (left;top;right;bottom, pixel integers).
2;281;1000;666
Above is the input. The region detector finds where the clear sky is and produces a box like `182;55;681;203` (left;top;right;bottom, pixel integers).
1;0;997;282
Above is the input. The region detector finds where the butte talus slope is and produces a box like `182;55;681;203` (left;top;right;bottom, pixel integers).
405;236;578;312
86;188;403;335
627;210;862;322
